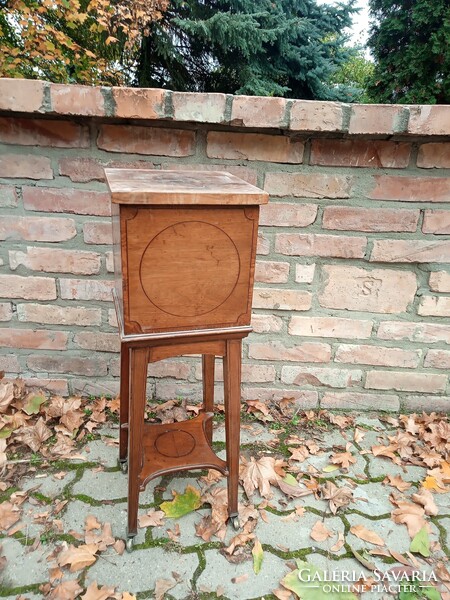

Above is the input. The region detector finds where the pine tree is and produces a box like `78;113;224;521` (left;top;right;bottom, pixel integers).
367;0;450;104
137;0;359;101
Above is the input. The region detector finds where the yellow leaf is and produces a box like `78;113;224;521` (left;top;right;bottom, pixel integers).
252;538;264;574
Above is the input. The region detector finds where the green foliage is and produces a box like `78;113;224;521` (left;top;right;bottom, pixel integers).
282;560;358;600
331;48;375;102
160;484;202;518
409;526;430;557
367;0;450;103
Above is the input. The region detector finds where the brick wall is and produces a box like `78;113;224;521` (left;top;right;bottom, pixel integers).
1;78;450;412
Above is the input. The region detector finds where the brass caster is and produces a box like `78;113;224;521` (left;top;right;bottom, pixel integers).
118;459;128;474
230;516;239;531
126;537;134;553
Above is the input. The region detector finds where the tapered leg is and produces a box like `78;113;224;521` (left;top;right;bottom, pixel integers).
119;342;130;465
223;339;242;522
127;347;149;540
202;354;215;444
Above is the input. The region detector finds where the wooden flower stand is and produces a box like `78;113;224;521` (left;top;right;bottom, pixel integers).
105;169;268;550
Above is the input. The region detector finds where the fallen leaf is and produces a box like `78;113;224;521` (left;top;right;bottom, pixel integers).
371;444;401;464
252;538;264;574
113;539;125;555
391;501;427;538
47;580;83;600
239;456;282;499
85;515;101;532
320;481;353;514
409;526;430;557
278;474;312;498
17;417;52;452
273;588;293;600
353;428;365;443
289;446;309;462
348;545;377;571
58;544;98;572
412;488;439;516
384;474;412;492
0;501;21;531
81;581;116;600
282;559;357;599
310;520;333;542
350;524;384;546
22;391;47;415
388;549;413;566
160;485;202;518
167;523;180;542
154;578;177;600
138;509;165;528
330;444;357;469
330;532;345;553
0;382;14;413
231;574;249;584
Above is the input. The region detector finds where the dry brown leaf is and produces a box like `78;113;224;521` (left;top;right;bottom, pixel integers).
85;522;115;550
411;488;439;516
224;532;255;555
371;444;401;464
58;544;98;572
383;474;412;492
391;501;428;538
85;515;101;532
350;524;385;546
330;531;345;553
320;481;353;514
154;578;177;600
0;501;21;531
167;523;180;542
138;509;165;528
310;520;333;542
288;446;309;462
0;439;6;468
47;580;83;600
17;417;52;452
195;515;216;542
239;456;281;499
388;549;413;566
0;382;14;413
273;588;293;600
48;566;64;583
327;413;354;428
330;446;357;469
246;400;271;416
113;539;125;555
81;581;116;600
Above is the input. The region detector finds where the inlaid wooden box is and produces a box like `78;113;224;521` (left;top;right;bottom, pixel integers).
106;169;268;335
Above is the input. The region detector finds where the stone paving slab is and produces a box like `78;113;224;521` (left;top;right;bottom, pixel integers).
1;538;49;588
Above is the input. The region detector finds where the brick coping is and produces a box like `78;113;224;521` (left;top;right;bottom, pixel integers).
1;77;450;137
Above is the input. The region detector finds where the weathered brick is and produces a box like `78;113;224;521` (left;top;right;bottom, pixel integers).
27;355;108;377
365;370;447;394
97;125;195;156
319;265;417;314
255;261;289;284
377;321;450;344
321;392;400;412
0;303;13;321
265;173;352;198
207;131;304;163
424;349;450;370
295;264;316;284
368;175;450;202
59;279;114;302
50;83;105;116
9;247;101;275
16;378;68;396
59;157;155;183
194;362;276;384
0;215;77;242
173;92;227;123
154;381;203;402
0;185;18;207
0;274;56;300
0;328;67;350
248;341;331;362
108;308;118;327
113;87;165;119
250;314;283;333
370;239;450;263
409;105;450;136
83;222;113;245
417;143;450;168
74;332;120;353
275;233;366;258
0;117;89;147
260;203;317;227
311;139;411;168
253;288;311;311
349;104;404;135
106;252;115;273
17;303;101;327
288;316;372;339
281;366;362;388
23;187;111;217
0;155;53;179
161;163;258;186
335;344;421;368
0;355;20;372
70;379;118;398
429;271;450;293
257;233;270;255
322;206;419;233
418;296;450;317
242;387;318;408
422;210;450;234
403;395;450;413
0;78;45;112
110;358;191;379
231;96;286;128
290;100;343;132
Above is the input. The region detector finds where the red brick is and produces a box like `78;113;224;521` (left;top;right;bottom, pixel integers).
161;163;257;186
371;239;450;263
71;379;118;398
321;392;400;412
106;252;114;273
0;274;56;300
311;139;411;168
322;206;419;233
429;271;450;292
9;247;101;275
113;87;165;119
194;362;275;384
319;265;417;314
0;117;89;147
335;344;421;368
110;359;192;380
207;131;304;163
248;341;331;362
403;395;450;413
288;316;372;339
369;175;450;202
295;264;316;283
0;185;18;207
417;143;450;168
154;381;203;402
260;203;317;227
83;222;113;245
422;210;450;234
0;155;53;179
275;233;366;258
23;187;111;217
173;92;226;123
290;100;343;132
242;387;318;408
409;105;450;135
0;355;20;372
349;104;404;135
366;370;447;394
253;288;311;311
255;261;289;284
250;314;283;333
424;349;450;370
15;378;69;395
28;355;108;377
0;303;13;321
231;96;286;128
74;332;120;353
50;83;105;116
265;173;352;198
0;328;67;350
257;233;270;255
97;125;195;156
281;366;362;388
377;321;450;344
418;296;450;317
0;78;45;112
59;157;155;183
17;303;101;327
59;279;114;301
0;215;76;242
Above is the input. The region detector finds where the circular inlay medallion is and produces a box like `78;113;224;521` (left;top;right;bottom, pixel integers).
155;430;196;458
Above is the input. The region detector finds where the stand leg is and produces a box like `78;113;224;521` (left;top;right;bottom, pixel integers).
223;339;241;526
127;347;149;542
119;342;130;467
202;354;215;444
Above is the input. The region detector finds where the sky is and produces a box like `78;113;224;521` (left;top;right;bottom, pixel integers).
348;0;371;46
